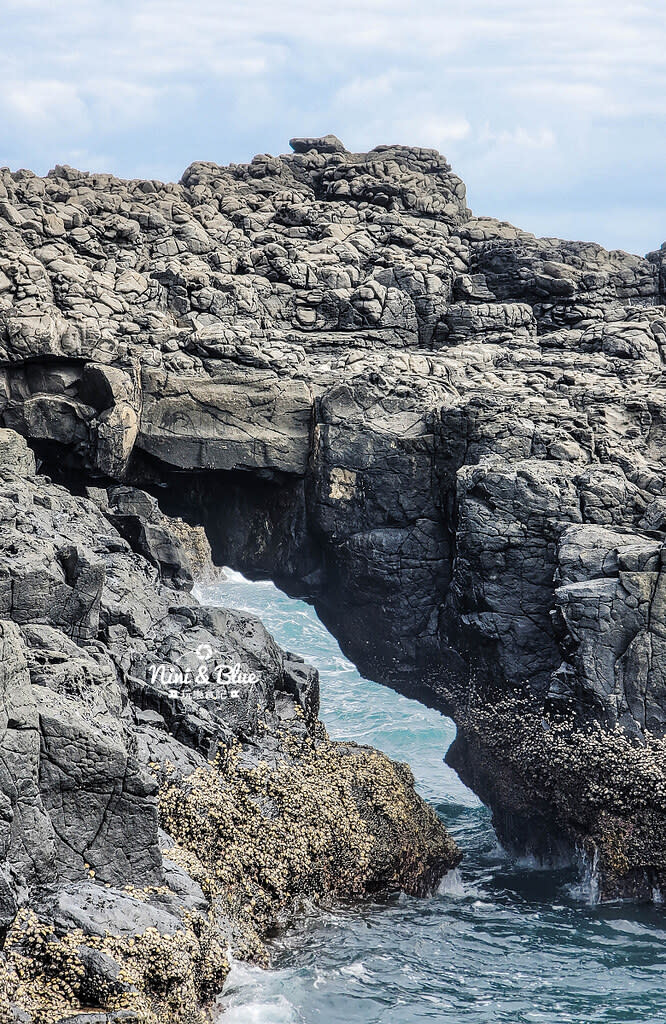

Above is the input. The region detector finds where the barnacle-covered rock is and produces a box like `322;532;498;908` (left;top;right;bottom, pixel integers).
0;426;459;1023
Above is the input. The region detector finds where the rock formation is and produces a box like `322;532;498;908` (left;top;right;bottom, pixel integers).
0;426;458;1022
0;134;665;1014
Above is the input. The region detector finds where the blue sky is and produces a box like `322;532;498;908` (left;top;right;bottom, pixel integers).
1;0;664;255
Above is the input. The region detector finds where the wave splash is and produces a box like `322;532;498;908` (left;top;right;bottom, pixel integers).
216;960;300;1023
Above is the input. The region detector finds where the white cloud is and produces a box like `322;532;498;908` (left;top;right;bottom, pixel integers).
84;79;163;121
0;0;664;252
334;73;403;107
412;116;472;145
479;126;557;151
5;1;666;125
2;79;88;126
61;147;114;173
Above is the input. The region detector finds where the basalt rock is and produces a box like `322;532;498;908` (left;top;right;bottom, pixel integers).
0;427;457;1023
0;141;665;911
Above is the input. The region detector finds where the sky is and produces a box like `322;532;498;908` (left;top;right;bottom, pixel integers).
1;0;664;255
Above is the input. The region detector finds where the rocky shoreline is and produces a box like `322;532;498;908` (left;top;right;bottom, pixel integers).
0;427;458;1022
1;133;666;1017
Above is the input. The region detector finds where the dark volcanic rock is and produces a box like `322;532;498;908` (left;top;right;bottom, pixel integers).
0;426;457;1021
289;134;348;155
0;138;665;925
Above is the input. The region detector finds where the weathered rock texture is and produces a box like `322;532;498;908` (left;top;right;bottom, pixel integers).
0;429;458;1023
0;136;665;913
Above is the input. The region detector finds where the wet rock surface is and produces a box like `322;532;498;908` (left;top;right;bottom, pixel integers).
0;136;664;1000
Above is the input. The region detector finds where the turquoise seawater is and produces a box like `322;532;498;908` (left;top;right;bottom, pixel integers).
196;573;666;1024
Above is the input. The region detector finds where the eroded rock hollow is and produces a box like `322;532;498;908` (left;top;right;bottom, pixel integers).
0;135;666;1016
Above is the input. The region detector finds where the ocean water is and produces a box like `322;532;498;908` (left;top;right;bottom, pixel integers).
196;572;666;1024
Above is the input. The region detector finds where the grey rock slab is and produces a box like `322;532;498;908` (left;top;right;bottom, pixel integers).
137;369;313;473
36;881;182;937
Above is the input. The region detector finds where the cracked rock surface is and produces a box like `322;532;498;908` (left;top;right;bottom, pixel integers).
0;134;665;962
0;429;457;1023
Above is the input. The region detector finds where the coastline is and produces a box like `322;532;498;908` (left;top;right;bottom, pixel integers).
0;429;459;1023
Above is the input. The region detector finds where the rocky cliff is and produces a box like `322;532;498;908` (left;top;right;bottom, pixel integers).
0;426;458;1023
0;134;665;1008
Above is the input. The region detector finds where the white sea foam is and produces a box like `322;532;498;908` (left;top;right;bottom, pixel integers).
217;567;249;584
217;996;297;1024
566;846;600;905
437;867;467;897
340;959;371;980
215;960;300;1023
